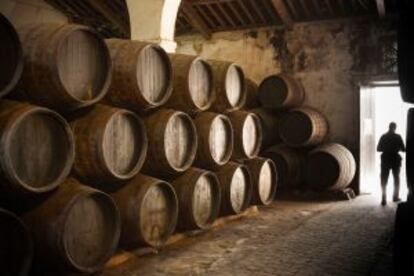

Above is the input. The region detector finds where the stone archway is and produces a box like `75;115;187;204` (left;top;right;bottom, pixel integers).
126;0;182;53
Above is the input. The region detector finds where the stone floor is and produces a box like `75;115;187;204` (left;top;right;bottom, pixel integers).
100;195;397;276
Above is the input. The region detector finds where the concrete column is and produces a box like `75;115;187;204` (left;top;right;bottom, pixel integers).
126;0;181;53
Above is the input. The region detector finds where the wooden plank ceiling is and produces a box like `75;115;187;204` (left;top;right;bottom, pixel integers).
177;0;381;37
45;0;391;39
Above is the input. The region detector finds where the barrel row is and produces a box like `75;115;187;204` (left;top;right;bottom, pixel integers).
0;19;248;115
0;160;278;273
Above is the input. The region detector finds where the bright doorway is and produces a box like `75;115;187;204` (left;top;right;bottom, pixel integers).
360;85;410;199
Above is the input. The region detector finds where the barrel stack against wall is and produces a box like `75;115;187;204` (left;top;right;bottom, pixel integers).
69;104;147;189
111;174;178;249
172;168;221;231
13;23;112;112
208;60;246;112
0;14;23;98
0;100;75;202
166;54;214;114
105;39;173;113
22;178;120;274
0;208;33;276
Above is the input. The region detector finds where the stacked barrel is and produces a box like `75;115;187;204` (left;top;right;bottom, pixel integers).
245;73;356;192
0;16;279;275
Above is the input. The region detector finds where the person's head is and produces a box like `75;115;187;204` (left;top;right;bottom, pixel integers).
389;122;397;133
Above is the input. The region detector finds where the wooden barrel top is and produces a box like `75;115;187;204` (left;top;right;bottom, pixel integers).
139;182;177;246
280;110;313;145
57;27;110;102
192;173;215;227
102;111;146;177
164;112;197;170
8;109;74;191
137;46;170;104
63;192;119;270
242;114;261;157
225;64;244;108
259;75;289;107
210;115;233;164
258;160;275;203
0;14;23;97
189;59;213;109
230;167;249;213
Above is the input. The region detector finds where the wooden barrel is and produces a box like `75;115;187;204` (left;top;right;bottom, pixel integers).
262;145;304;189
208;60;246;112
105;39;172;113
69;104;148;187
250;108;281;150
279;107;328;147
172;168;221;231
0;208;33;276
244;78;260;109
228;111;263;160
406;108;414;197
0;14;23;98
0;100;74;196
216;162;252;215
166;54;214;113
304;143;356;191
194;112;233;170
142;109;197;177
245;157;277;205
22;178;120;273
258;73;305;110
14;24;111;112
111;174;178;248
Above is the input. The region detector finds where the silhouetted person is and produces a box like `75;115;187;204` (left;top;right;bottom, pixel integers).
377;122;406;205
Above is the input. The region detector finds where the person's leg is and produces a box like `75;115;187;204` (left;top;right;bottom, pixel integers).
393;165;402;202
381;163;391;205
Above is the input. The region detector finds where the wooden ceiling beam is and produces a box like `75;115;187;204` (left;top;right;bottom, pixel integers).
248;0;267;24
238;0;257;25
217;3;238;27
323;0;335;17
375;0;386;17
270;0;294;29
284;0;300;21
206;4;227;27
227;1;248;25
181;2;212;39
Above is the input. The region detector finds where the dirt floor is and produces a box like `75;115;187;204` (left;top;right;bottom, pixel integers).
99;194;396;276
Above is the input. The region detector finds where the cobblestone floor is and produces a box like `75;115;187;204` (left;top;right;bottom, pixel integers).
101;195;396;276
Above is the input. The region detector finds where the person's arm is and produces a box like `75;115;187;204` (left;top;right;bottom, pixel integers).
399;135;406;152
377;136;384;152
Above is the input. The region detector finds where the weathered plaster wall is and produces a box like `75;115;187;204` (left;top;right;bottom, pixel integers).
176;30;282;83
0;0;68;27
280;20;394;152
